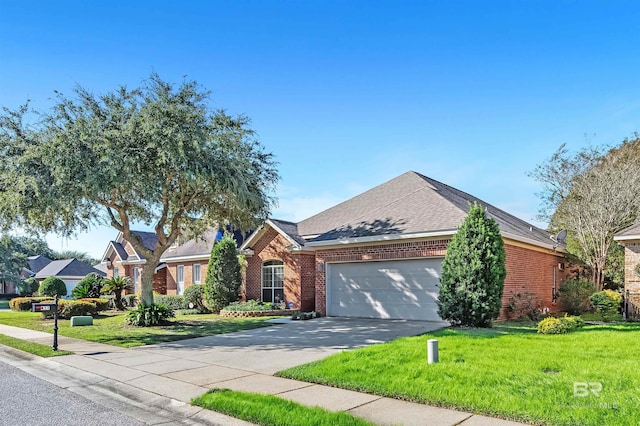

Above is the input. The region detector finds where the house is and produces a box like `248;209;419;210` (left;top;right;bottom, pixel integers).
1;255;52;295
34;258;106;297
240;171;569;320
101;228;248;295
613;223;640;308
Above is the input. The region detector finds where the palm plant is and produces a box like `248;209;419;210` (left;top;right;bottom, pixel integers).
101;276;133;310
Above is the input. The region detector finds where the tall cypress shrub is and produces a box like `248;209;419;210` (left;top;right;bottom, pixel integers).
438;202;506;327
204;234;242;312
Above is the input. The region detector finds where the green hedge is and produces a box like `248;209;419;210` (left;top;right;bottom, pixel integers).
80;298;110;312
154;295;187;310
9;297;54;311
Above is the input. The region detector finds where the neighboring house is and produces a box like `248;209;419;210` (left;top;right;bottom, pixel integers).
614;223;640;306
241;171;569;320
1;255;52;295
34;258;106;297
101;228;248;295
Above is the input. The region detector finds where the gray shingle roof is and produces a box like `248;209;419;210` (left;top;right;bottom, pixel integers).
162;229;219;259
269;219;306;246
292;171;554;247
615;222;640;238
35;258;106;279
109;242;130;261
27;255;52;273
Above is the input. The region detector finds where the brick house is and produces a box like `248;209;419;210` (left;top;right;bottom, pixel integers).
241;171;569;320
101;229;247;295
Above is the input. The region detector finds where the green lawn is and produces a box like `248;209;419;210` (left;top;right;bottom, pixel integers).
278;322;640;426
0;311;274;347
192;388;373;426
0;333;73;357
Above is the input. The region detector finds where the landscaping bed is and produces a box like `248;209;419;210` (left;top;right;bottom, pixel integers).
277;321;640;426
220;309;295;318
0;311;274;348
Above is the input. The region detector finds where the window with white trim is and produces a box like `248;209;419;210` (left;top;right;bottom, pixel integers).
177;265;184;295
133;267;140;292
261;260;284;303
113;267;119;278
192;264;201;284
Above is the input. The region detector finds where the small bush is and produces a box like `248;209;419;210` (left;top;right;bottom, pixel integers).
506;291;542;320
125;303;175;326
122;294;137;308
223;300;285;312
537;315;583;334
184;284;208;313
558;279;595;315
102;277;133;310
80;298;110;312
57;300;97;319
561;314;585;329
72;273;105;299
537;317;571;334
9;297;54;311
154;295;186;310
38;277;68;297
590;290;622;321
17;278;40;296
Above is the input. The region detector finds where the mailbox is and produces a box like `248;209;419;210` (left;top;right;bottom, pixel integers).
32;303;57;313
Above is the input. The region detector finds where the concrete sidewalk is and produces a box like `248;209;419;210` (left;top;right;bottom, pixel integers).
0;322;524;426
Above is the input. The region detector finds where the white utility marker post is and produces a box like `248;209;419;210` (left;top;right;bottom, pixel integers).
427;339;439;364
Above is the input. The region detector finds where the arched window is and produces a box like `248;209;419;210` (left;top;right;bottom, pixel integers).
262;260;284;303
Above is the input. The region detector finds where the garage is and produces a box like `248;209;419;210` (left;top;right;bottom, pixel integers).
326;258;443;321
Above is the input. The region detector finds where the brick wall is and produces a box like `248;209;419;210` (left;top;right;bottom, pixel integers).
502;243;567;319
314;239;449;314
620;241;640;293
165;260;208;295
244;227;311;309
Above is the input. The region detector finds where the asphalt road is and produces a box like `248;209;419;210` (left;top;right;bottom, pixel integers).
0;361;143;426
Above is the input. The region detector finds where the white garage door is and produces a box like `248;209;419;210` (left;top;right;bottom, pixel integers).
327;259;442;321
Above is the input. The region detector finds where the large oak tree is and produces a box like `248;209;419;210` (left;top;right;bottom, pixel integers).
0;74;278;306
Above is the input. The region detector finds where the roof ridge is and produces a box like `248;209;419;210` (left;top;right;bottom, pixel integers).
415;171;549;233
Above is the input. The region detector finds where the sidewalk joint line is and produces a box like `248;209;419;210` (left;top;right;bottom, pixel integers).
344;396;384;412
453;414;475;425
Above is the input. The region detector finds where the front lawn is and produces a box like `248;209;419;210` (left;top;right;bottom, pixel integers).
0;311;274;347
192;388;373;426
278;322;640;426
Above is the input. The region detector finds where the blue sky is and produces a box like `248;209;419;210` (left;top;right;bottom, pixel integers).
2;1;640;259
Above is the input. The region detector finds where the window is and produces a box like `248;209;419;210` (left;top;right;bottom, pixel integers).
133;267;140;293
192;264;201;284
261;260;284;303
113;267;119;278
177;265;184;295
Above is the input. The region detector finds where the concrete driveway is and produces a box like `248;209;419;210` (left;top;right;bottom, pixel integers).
131;317;448;374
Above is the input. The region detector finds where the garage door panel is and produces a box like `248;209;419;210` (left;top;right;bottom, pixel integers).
328;259;442;321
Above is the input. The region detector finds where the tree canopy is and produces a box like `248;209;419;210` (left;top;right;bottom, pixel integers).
0;74;278;306
530;138;640;289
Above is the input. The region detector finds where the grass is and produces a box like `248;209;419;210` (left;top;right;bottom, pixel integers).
0;311;274;347
0;300;9;309
192;388;373;426
0;333;73;357
278;321;640;426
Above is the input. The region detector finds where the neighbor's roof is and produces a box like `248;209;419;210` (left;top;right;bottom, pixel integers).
161;229;219;259
614;222;640;241
268;171;556;249
35;258;106;279
27;255;52;273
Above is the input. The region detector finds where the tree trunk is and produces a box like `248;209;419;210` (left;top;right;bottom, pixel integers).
140;259;159;307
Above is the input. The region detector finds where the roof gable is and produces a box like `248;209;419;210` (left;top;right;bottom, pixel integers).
27;255;52;273
296;171;555;248
35;258;106;279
